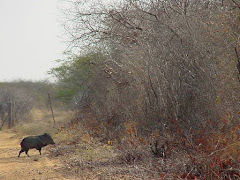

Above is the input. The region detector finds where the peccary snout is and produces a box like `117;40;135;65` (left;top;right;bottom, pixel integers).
18;133;55;157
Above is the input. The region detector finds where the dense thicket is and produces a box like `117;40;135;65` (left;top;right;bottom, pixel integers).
54;0;240;141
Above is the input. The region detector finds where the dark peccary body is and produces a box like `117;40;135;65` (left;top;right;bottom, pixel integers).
18;133;55;157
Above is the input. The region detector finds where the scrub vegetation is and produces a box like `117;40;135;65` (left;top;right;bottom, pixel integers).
0;0;239;179
50;0;240;179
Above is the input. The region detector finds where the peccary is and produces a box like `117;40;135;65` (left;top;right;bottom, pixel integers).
18;133;55;157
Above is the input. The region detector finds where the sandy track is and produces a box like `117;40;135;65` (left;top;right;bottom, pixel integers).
0;130;71;180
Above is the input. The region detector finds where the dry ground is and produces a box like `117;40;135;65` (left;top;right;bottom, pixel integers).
0;109;187;180
0;130;74;180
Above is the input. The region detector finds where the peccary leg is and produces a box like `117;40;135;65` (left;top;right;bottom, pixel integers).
25;149;30;157
18;150;24;157
37;148;42;155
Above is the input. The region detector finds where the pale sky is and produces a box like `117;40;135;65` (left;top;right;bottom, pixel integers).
0;0;66;82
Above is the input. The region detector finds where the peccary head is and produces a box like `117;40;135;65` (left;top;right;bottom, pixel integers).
43;133;55;145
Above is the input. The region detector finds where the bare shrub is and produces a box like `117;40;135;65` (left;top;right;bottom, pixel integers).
61;0;239;143
0;86;32;126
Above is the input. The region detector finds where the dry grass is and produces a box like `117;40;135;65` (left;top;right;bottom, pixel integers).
13;108;72;137
49;140;192;180
48;121;240;180
12;108;240;179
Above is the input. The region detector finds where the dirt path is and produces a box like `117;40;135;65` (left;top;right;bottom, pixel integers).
0;130;72;180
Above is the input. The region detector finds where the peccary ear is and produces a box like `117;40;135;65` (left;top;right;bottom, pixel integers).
44;133;48;136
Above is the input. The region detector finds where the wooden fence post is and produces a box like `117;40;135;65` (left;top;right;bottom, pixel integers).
8;101;13;128
48;93;56;124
